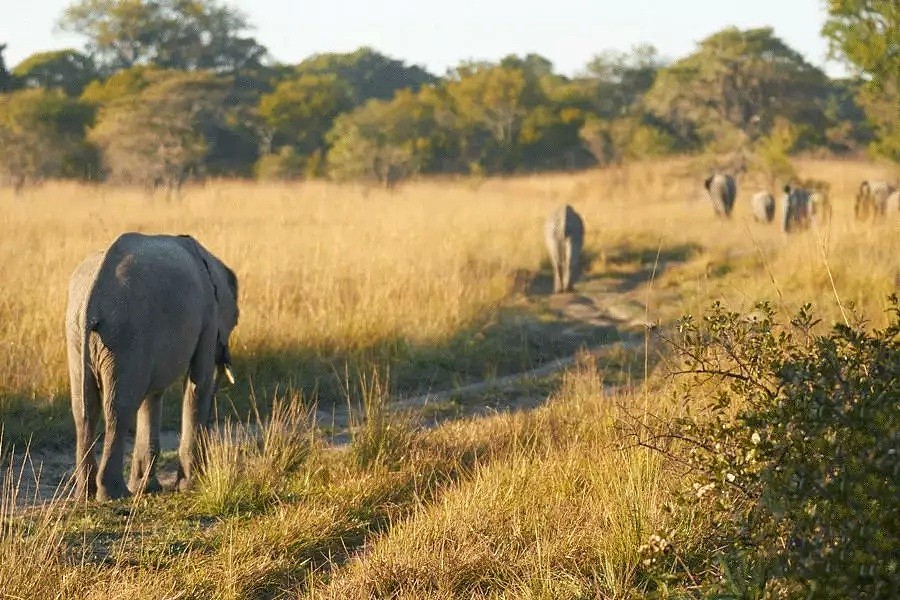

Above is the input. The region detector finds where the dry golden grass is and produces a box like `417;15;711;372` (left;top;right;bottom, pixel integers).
1;354;681;599
0;154;897;598
1;156;896;405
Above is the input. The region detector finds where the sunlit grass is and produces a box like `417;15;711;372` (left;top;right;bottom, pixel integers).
1;156;895;405
0;156;896;598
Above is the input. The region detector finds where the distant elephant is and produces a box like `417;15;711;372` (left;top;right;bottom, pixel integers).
886;189;900;214
544;204;585;293
66;233;239;501
704;173;736;218
809;190;832;227
750;192;775;223
855;180;896;220
782;185;811;233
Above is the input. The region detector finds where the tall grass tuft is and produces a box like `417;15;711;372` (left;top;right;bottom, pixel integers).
195;393;317;515
0;443;100;596
347;369;416;470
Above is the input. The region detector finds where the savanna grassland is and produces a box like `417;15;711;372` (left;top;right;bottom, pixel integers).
0;157;897;598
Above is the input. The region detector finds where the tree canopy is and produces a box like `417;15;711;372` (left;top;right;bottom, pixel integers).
0;0;892;190
12;49;97;95
644;27;829;153
0;44;13;93
295;47;437;106
822;0;899;161
58;0;267;73
88;70;228;189
0;88;96;188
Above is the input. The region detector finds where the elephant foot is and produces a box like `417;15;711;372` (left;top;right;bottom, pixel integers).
97;480;131;502
74;480;97;502
129;477;163;495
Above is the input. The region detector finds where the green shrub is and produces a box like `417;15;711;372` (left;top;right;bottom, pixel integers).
641;297;899;598
254;146;306;181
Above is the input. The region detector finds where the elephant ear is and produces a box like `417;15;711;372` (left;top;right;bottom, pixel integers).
223;265;238;303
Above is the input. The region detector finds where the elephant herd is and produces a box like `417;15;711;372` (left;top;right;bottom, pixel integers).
65;173;895;501
703;173;898;233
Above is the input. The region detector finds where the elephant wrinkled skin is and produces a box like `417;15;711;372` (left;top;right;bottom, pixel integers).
65;233;239;501
544;204;585;294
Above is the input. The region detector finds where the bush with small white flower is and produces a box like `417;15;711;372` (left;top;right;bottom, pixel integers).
637;295;899;598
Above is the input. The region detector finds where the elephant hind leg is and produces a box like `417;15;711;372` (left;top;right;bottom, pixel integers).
72;372;100;500
562;238;575;292
546;240;563;294
96;376;142;501
129;392;163;494
177;332;217;492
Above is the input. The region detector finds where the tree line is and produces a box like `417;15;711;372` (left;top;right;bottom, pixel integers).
0;0;895;190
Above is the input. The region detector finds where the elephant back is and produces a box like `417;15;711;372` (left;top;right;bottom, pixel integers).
545;204;584;243
751;191;775;223
782;187;811;233
705;173;736;217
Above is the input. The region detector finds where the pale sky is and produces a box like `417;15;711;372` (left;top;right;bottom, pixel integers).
1;0;849;77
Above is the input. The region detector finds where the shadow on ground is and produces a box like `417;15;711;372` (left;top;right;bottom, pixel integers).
2;240;701;502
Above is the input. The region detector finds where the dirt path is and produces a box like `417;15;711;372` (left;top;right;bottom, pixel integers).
7;251;676;504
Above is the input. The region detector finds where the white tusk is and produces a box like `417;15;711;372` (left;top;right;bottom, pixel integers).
221;364;236;385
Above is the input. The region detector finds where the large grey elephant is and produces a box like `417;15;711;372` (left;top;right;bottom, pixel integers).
704;173;736;218
65;233;239;501
544;204;585;293
782;185;811;233
855;180;896;220
750;191;775;223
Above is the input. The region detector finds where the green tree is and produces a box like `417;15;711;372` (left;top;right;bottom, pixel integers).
577;45;671;166
326;88;442;185
753;117;799;187
80;65;263;177
12;49;97;96
58;0;267;73
254;145;306;180
496;55;595;170
0;88;96;189
0;44;14;92
296;47;436;106
644;28;828;153
821;78;872;153
585;44;663;118
79;64;160;104
822;1;899;161
444;63;531;172
88;70;228;190
258;74;352;156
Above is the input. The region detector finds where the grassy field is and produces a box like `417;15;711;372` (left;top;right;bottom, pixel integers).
0;156;897;598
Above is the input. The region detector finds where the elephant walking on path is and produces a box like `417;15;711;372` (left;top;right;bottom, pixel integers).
782;186;811;233
544;205;585;293
66;233;239;501
855;180;896;220
704;173;736;218
751;191;776;223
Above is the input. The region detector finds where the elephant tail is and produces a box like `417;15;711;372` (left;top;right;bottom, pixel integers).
79;316;101;419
